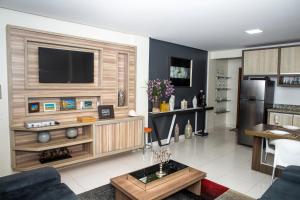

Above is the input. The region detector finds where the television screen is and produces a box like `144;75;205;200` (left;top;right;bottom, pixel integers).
169;57;192;87
38;47;94;83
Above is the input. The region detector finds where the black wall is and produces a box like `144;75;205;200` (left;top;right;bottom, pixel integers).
149;38;208;140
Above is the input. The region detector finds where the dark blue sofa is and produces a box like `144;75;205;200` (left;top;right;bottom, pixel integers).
0;167;77;200
260;165;300;200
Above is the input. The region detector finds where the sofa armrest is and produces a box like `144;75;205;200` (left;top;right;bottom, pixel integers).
0;167;61;194
281;165;300;184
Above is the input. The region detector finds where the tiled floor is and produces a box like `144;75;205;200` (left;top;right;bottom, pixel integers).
60;128;272;199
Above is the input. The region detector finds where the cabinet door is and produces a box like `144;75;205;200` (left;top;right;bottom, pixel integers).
243;49;278;75
280;46;300;74
94;118;144;156
293;114;300;127
268;112;293;126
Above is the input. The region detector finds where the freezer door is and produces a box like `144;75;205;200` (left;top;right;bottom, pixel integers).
240;80;266;101
238;99;264;146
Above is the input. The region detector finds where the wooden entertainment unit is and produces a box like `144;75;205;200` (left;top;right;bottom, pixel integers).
7;26;144;171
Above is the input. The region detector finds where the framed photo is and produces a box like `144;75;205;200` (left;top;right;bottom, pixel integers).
169;56;193;87
81;100;93;109
28;102;40;113
98;105;114;119
61;97;76;111
43;103;56;112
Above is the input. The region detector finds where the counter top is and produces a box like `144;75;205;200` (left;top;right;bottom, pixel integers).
245;123;300;141
268;108;300;115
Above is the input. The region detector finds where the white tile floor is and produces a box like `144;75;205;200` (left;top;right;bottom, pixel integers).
60;128;272;199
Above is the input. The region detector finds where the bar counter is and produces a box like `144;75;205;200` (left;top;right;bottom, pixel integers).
245;123;300;176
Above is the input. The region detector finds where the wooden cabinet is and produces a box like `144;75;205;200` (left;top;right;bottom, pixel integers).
293;114;300;127
94;117;144;156
243;48;278;75
280;46;300;74
268;112;293;126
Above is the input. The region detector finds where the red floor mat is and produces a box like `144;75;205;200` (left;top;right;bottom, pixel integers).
201;179;229;200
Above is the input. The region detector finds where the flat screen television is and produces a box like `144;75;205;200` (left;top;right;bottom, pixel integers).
169;57;192;87
38;47;94;83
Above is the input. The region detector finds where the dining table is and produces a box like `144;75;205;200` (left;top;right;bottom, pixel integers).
245;123;300;176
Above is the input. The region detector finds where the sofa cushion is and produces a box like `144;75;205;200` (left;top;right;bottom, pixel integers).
1;183;77;200
260;178;300;200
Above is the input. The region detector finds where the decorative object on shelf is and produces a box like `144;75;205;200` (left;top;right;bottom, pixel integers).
28;102;40;113
39;147;72;164
61;97;76;111
37;131;51;143
147;79;175;112
25;120;56;129
128;109;139;117
160;101;169;112
192;96;197;108
153;148;171;178
169;56;193;87
43;102;56;112
197;90;206;107
118;89;126;107
174;124;179;143
180;99;188;109
80;100;93;109
152;96;160;113
77;116;96;123
184;120;192;139
65;127;78;139
98;105;115;119
169;95;175;111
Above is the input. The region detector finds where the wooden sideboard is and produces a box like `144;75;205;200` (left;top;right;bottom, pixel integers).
11;116;144;171
6;25;142;171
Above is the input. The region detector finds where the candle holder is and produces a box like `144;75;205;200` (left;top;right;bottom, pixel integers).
153;148;171;178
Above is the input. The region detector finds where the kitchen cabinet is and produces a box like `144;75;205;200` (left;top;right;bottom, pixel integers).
280;46;300;74
243;48;278;76
268;112;293;126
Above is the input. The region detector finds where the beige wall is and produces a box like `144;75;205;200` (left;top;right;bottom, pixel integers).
0;8;149;176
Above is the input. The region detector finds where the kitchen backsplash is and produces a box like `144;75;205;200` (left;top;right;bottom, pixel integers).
273;104;300;112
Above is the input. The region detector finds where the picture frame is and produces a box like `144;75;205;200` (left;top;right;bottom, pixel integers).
81;100;93;109
28;102;40;113
61;97;76;111
43;102;56;112
169;56;193;87
98;105;114;119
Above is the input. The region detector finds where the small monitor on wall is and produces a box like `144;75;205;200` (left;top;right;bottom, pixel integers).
169;56;193;87
38;47;94;83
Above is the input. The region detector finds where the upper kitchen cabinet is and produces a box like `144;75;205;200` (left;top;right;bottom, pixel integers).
280;46;300;74
243;48;279;76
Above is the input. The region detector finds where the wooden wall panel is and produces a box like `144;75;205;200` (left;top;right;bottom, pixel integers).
7;25;137;127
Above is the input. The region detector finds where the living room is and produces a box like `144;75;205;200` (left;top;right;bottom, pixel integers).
0;1;300;200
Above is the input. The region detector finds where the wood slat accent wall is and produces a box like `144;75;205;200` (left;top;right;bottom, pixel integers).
7;25;137;127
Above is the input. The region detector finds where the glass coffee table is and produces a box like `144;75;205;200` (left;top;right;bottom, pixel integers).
111;160;206;200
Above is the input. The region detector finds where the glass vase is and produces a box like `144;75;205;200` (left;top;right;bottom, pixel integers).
152;96;160;113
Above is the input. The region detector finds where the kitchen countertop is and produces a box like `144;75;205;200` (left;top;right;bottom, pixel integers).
245;123;300;141
268;108;300;115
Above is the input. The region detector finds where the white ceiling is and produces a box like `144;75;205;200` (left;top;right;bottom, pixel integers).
1;0;300;51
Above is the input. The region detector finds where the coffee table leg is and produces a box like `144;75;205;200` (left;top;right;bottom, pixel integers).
115;189;131;200
186;181;201;196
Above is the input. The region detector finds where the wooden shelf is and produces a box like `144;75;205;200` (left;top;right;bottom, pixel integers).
11;121;94;132
15;151;94;171
27;108;97;116
14;135;93;151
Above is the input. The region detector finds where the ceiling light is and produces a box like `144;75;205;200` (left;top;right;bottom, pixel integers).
245;29;263;35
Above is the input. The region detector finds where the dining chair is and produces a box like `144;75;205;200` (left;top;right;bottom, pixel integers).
271;139;300;181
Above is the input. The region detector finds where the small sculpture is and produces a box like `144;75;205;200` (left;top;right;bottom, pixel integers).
37;131;51;143
181;99;188;109
174;124;179;142
192;96;197;108
169;95;175;111
118;89;126;107
153;148;171;178
66;128;78;139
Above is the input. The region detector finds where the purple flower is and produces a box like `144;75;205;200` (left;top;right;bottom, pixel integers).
147;79;175;101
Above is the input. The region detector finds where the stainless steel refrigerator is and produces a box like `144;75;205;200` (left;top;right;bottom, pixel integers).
237;80;274;146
